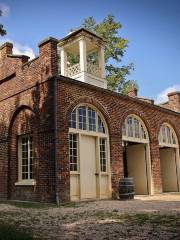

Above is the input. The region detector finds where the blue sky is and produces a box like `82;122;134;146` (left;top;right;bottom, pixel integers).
0;0;180;102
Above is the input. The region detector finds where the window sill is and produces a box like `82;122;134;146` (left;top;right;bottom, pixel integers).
70;172;80;175
15;180;36;186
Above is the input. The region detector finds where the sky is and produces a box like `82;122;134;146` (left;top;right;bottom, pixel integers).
0;0;180;103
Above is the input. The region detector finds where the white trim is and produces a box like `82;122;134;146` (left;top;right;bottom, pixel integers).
69;103;110;200
122;114;152;195
158;123;180;193
158;123;179;148
70;103;108;135
122;136;149;144
69;128;107;137
15;180;36;186
122;114;149;142
17;134;34;184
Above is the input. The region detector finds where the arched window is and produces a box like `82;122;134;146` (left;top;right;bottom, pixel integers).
122;115;148;142
69;104;108;173
70;105;106;134
158;123;178;147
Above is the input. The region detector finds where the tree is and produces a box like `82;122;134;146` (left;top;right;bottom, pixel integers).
0;9;6;36
73;15;137;93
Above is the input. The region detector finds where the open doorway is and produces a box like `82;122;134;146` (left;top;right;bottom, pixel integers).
158;123;180;193
159;147;178;192
123;141;149;194
122;115;152;195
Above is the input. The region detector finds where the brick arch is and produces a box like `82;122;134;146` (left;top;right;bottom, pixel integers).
156;119;180;146
8;105;35;138
119;109;153;142
8;105;37;200
66;97;111;133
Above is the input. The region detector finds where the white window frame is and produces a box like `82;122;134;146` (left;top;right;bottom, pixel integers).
158;123;178;148
69;133;79;173
15;134;36;186
69;104;109;173
122;114;149;143
99;138;107;173
69;104;106;134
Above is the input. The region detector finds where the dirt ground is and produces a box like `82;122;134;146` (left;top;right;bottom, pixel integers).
0;193;180;239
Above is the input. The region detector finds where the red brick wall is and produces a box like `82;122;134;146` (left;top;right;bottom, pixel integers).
0;38;58;202
56;77;180;201
0;37;180;203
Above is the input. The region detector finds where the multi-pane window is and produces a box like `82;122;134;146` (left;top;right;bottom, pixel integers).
159;124;177;146
122;115;147;140
98;116;105;133
88;108;96;131
78;107;87;130
134;118;140;138
70;105;106;134
99;138;107;172
19;135;34;180
127;117;133;137
70;110;76;129
69;133;78;171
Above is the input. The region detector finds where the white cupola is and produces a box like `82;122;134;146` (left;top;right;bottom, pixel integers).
58;28;107;89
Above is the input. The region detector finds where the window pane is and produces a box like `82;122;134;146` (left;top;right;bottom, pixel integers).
69;134;78;171
98;116;105;133
99;138;107;172
20;135;34;180
88;107;96;131
134;119;140;138
123;116;147;140
70;110;76;128
122;122;126;136
159;125;177;146
78;107;87;130
127;117;133;137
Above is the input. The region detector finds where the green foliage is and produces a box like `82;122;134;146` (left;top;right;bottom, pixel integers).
75;15;137;92
0;200;56;209
0;223;33;240
0;9;7;36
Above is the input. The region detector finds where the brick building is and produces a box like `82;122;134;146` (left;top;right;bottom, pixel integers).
0;29;179;203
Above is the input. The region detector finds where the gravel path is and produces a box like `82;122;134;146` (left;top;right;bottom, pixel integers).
0;193;180;239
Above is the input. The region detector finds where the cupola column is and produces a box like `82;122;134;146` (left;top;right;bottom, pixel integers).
98;47;105;78
79;38;87;72
60;48;67;76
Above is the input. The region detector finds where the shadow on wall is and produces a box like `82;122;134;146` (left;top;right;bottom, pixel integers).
6;79;56;202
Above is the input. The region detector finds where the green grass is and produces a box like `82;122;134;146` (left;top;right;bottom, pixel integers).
0;200;57;209
0;223;33;240
60;201;81;208
124;213;180;228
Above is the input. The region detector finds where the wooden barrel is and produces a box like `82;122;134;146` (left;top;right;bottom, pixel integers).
118;178;135;200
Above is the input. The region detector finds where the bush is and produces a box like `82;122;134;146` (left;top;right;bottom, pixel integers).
0;224;33;240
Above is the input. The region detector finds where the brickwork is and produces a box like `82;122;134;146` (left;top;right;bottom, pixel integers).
0;37;179;203
0;38;58;202
56;77;180;201
161;92;180;113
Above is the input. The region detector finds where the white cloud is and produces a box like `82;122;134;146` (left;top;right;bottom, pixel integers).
0;2;10;16
155;85;180;104
0;38;35;59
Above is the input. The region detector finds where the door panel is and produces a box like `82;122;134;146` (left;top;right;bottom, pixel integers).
70;174;80;201
100;175;109;198
127;144;148;194
80;135;97;199
160;148;178;192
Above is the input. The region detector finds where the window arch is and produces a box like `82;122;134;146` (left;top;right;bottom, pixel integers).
69;104;107;134
69;104;109;173
158;123;178;147
122;114;149;142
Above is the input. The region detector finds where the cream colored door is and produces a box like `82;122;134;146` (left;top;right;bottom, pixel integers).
80;135;97;199
127;144;148;194
160;148;178;192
